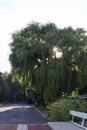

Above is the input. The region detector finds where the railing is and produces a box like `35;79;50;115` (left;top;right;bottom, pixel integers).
70;110;87;130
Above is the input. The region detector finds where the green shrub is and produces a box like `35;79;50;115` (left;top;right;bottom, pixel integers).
47;98;87;121
78;99;87;112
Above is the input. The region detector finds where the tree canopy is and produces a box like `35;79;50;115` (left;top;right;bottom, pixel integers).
9;22;87;102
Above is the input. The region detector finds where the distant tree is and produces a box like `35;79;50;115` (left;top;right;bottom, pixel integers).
0;71;25;103
6;73;25;102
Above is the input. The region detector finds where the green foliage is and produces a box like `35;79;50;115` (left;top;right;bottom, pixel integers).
0;72;25;103
71;88;79;98
47;98;87;121
78;99;87;112
9;22;87;102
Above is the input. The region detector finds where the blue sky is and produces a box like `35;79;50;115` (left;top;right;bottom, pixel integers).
0;0;87;72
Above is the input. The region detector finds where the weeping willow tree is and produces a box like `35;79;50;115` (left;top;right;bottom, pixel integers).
9;22;87;102
59;28;87;93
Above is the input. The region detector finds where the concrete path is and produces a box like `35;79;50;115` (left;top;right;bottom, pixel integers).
48;122;85;130
0;103;47;124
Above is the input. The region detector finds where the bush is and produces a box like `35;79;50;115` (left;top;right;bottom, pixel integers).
78;99;87;112
47;98;87;121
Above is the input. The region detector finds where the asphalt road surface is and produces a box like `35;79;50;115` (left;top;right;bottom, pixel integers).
0;103;47;124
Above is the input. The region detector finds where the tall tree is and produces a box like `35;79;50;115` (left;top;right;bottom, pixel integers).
9;22;87;102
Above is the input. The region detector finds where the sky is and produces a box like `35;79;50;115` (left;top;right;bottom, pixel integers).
0;0;87;73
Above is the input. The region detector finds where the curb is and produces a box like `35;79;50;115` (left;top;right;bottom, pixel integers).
35;106;51;122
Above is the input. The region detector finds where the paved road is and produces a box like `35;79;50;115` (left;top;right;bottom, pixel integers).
0;103;47;124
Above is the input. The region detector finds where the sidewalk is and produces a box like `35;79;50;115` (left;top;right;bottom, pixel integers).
48;122;84;130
